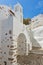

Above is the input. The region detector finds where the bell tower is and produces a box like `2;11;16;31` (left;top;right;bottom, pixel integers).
14;3;23;23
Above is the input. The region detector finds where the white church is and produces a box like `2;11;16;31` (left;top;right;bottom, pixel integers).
0;3;43;65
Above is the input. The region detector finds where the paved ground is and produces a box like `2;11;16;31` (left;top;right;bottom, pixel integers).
17;53;43;65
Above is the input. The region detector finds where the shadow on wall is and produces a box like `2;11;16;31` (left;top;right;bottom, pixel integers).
17;33;27;55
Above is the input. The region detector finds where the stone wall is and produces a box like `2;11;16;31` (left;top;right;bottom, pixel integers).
17;53;43;65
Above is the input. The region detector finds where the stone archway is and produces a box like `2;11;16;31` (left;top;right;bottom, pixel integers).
17;33;27;55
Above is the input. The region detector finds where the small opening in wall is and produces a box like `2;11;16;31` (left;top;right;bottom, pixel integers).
9;10;15;16
4;61;7;65
9;30;12;34
8;58;14;61
10;36;12;39
7;45;9;47
5;33;7;35
10;45;14;48
4;52;6;54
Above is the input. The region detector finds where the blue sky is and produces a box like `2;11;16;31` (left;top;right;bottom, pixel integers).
0;0;43;18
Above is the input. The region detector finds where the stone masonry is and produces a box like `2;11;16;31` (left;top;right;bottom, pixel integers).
17;53;43;65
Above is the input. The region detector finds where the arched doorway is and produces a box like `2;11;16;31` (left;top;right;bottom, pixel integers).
17;33;27;55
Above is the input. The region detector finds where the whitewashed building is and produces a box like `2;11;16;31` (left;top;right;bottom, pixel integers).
0;3;32;65
0;2;43;65
29;14;43;54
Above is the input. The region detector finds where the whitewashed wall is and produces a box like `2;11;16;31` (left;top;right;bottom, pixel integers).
0;4;32;65
31;14;43;48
